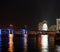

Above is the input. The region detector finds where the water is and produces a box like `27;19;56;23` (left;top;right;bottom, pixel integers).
0;33;59;52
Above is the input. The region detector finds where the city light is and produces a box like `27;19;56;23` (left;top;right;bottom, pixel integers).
8;29;14;52
41;22;48;52
42;23;48;31
22;29;28;52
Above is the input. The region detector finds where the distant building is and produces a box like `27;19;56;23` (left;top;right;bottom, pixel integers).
42;22;48;31
42;20;48;31
49;25;56;31
38;22;43;30
38;20;48;30
56;19;60;30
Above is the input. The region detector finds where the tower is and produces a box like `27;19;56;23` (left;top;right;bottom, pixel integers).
56;19;60;30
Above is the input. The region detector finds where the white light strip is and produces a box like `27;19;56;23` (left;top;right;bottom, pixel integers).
22;29;27;52
41;23;48;52
24;34;27;52
41;35;48;52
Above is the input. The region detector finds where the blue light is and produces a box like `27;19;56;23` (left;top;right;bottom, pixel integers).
22;29;28;34
10;29;14;34
6;28;14;34
21;29;28;49
11;30;14;34
0;29;1;35
8;29;14;34
6;29;10;34
6;29;13;34
0;29;2;41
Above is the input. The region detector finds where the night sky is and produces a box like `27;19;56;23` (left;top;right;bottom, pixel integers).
0;0;60;29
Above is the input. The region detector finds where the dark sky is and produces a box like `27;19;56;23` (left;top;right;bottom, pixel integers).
0;0;60;29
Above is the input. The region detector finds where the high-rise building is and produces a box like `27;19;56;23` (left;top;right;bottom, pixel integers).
56;19;60;30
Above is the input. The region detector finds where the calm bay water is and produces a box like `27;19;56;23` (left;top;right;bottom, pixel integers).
0;34;60;52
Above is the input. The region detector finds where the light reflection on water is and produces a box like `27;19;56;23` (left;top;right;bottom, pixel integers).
8;34;14;52
24;34;27;52
41;35;48;52
0;33;60;52
56;45;60;52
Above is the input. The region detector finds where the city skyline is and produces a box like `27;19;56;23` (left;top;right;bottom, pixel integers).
0;0;60;29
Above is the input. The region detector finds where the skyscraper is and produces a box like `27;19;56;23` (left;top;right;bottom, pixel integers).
56;19;60;30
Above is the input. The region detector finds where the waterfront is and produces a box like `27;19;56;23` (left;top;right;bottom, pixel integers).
0;30;60;52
